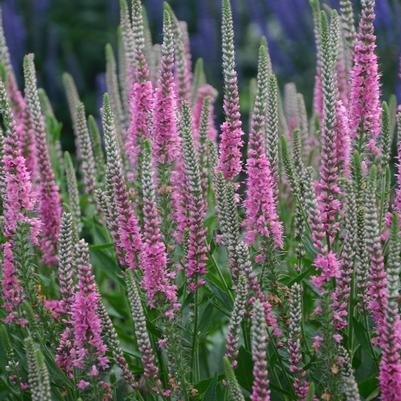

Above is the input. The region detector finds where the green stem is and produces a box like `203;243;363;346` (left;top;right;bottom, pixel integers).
191;290;200;384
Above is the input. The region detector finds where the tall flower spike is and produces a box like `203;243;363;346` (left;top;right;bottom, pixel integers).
64;152;81;237
379;102;391;171
379;214;401;400
97;299;137;388
350;0;381;155
315;11;341;247
24;54;61;265
152;6;180;165
394;112;401;215
57;211;76;314
338;346;361;401
266;74;280;198
340;0;356;68
288;284;311;399
25;338;52;401
365;166;387;340
87;115;105;182
131;0;149;82
106;44;127;142
284;82;298;135
245;38;283;249
225;274;248;367
71;240;109;376
126;0;154;171
224;358;246;401
179;102;208;290
119;0;136;84
0;80;39;323
140;140;178;315
251;300;270;401
62;72;80;137
164;3;192;102
75;102;97;195
192;85;218;149
335;99;351;177
331;181;357;331
102;94;142;270
218;0;243;182
236;241;281;337
126;270;160;387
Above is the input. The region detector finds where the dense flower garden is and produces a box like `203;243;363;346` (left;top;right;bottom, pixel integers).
1;0;401;400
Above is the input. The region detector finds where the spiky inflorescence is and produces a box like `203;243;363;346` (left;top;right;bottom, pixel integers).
126;0;153;172
394;112;401;215
284;82;298;135
106;44;126;135
64;152;81;235
164;3;191;103
0;80;39;323
350;0;381;155
57;211;76;315
126;270;160;387
119;0;136;82
236;241;281;337
152;7;180;165
75;102;97;194
102;94;142;270
379;214;401;400
251;300;270;401
365;167;387;341
316;11;341;244
25;338;52;401
352;153;370;307
225;274;248;367
339;0;356;55
335;100;351;177
224;358;246;401
192;85;218;148
71;240;109;377
331;181;357;331
217;0;243;182
245;39;283;249
214;171;240;282
140;140;178;315
97;299;137;388
266;75;280;198
24;54;61;265
338;346;361;401
379;102;391;171
288;284;310;399
87;115;105;180
197;96;214;200
179;102;208;290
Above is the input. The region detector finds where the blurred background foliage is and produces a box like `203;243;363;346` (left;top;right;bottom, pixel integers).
2;0;401;152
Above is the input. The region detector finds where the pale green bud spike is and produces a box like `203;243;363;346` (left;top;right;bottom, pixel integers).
164;2;191;101
119;0;136;76
266;74;279;196
75;102;97;196
224;358;246;401
379;101;391;170
87;114;105;181
38;88;54;117
117;26;129;117
310;0;322;67
106;43;126;135
387;214;401;304
62;72;80;130
64;151;81;235
25;338;52;401
338;346;360;401
131;0;149;80
125;270;159;386
0;8;15;82
191;58;206;103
